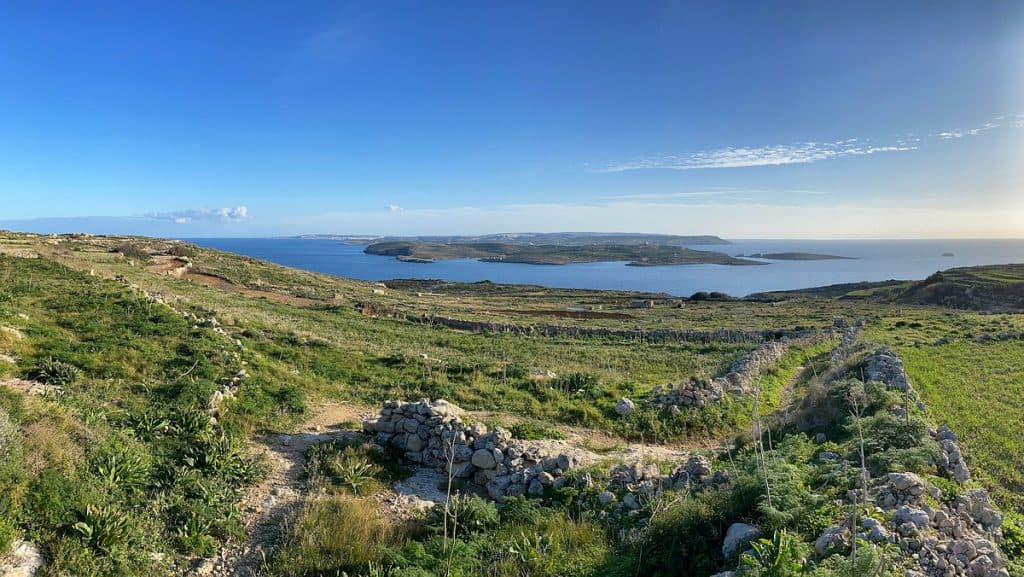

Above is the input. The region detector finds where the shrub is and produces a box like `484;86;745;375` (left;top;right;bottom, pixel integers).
327;450;381;496
30;357;81;386
167;244;195;258
111;243;152;263
808;543;900;577
73;504;134;553
640;480;762;576
548;372;599;395
271;495;397;575
739;530;808;576
423;495;498;537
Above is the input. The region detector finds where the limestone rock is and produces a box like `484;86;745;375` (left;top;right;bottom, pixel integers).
723;523;760;559
615;397;636;416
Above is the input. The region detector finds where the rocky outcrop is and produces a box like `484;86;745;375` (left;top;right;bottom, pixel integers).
830;318;864;363
816;472;1009;577
862;347;913;393
651;340;789;409
862;350;972;485
614;397;636;416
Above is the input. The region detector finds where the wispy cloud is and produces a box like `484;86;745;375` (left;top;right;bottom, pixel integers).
595;140;918;173
148;206;250;224
596;115;1020;173
602;188;834;201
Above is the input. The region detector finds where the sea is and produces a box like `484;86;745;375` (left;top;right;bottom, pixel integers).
185;238;1024;297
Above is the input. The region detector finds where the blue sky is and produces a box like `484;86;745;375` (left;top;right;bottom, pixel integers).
1;1;1022;238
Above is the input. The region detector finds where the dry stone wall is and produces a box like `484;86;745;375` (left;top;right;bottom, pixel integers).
362;399;583;501
650;340;789;409
362;399;723;507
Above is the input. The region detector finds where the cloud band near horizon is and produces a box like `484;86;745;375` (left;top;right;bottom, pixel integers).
595;115;1021;173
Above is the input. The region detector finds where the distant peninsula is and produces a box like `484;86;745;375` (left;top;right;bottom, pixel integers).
738;252;856;261
365;240;760;266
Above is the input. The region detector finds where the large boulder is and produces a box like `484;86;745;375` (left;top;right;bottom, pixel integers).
615;397;636;416
722;523;760;559
471;448;498;469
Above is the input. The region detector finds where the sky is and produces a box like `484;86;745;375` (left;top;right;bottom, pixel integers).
1;1;1022;239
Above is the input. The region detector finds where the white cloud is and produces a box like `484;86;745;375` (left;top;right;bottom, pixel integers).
148;206;251;224
595;140;918;172
387;204;404;212
597;115;1021;172
935;116;1022;139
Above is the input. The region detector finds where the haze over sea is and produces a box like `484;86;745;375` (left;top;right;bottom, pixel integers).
188;238;1024;297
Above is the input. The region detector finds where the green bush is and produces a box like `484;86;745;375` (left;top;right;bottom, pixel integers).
30;357;81;386
91;440;151;493
73;504;134;553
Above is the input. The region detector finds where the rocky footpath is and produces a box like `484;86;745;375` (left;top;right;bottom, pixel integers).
650;340;789;409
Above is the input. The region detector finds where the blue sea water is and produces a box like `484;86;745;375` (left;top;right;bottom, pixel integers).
186;238;1024;297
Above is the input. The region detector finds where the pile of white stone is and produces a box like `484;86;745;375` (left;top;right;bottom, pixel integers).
815;472;1009;577
650;340;789;409
362;399;581;501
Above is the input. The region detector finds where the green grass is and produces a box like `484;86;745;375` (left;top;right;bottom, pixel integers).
894;340;1024;513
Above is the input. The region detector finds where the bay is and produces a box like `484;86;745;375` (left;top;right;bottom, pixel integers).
186;238;1024;297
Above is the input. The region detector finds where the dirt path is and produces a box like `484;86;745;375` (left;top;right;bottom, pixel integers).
194;402;370;577
770;365;810;426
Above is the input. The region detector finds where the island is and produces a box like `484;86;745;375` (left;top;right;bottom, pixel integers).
738;252;856;261
334;231;730;246
365;240;761;266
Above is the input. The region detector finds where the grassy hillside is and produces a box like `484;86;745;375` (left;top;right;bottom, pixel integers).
2;231;1023;577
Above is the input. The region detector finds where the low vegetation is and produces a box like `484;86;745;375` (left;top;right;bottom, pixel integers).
0;230;1021;577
